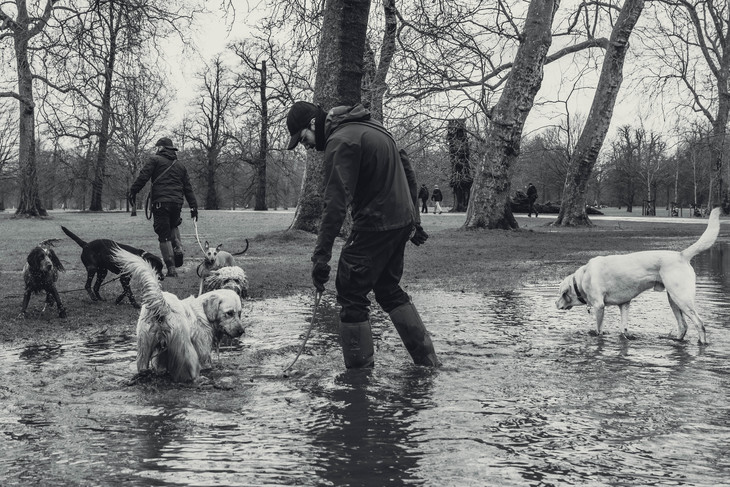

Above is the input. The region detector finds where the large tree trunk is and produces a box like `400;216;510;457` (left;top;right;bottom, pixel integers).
448;119;473;212
206;152;219;209
555;0;644;226
464;0;558;229
255;60;268;211
290;0;371;232
90;20;117;212
14;8;45;217
361;0;396;120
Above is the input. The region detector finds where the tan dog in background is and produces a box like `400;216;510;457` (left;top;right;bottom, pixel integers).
114;247;245;382
556;207;720;344
198;241;235;296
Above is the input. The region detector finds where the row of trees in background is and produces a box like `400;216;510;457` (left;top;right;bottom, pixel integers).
1;0;728;229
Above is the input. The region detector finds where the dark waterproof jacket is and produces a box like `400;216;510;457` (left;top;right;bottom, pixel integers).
527;185;538;202
431;188;443;202
129;148;198;208
418;186;429;201
312;104;420;264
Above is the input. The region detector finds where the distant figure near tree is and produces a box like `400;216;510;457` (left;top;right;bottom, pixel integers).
418;184;430;213
527;183;538;217
431;185;443;214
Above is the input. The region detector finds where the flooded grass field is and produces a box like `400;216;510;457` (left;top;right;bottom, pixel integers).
1;245;730;486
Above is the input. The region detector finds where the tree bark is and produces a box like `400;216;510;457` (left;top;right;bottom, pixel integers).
290;0;371;232
255;60;268;211
464;0;559;229
6;1;56;217
555;0;645;226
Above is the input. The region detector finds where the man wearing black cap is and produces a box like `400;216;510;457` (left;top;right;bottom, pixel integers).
286;101;439;369
128;137;198;277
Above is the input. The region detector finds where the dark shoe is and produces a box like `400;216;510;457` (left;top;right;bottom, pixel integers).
339;321;375;368
389;303;440;366
174;251;184;267
167;266;178;278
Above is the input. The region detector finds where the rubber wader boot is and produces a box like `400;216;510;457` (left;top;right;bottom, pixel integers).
339;321;375;369
159;241;177;277
172;227;184;267
388;302;440;366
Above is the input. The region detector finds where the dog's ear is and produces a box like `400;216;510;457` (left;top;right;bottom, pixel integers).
204;241;210;250
202;293;221;323
216;244;223;251
48;249;65;272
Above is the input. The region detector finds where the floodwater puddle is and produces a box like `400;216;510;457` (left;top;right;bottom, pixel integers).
1;246;730;485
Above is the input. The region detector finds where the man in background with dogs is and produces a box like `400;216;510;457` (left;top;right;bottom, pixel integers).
128;137;198;277
286;101;439;369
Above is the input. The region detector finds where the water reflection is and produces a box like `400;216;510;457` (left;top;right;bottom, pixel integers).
310;368;435;487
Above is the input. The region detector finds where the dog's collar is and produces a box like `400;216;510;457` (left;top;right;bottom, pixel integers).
573;275;587;305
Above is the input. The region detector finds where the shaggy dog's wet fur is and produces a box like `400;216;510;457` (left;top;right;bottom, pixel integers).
21;245;67;318
114;248;245;382
62;226;164;308
201;266;249;300
556;207;720;344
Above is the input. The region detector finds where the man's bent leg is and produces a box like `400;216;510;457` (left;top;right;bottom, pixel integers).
388;302;439;366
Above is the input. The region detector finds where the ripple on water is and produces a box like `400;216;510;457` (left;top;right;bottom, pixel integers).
1;246;730;485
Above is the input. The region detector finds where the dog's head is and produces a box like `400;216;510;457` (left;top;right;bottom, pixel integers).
202;266;249;299
27;246;64;274
556;271;586;310
200;289;245;338
203;241;224;265
141;251;165;281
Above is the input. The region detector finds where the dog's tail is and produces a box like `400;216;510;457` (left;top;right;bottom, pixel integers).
61;226;87;248
113;247;170;319
681;207;721;261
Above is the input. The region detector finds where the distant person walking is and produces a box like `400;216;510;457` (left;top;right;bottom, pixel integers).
128;137;198;278
418;184;430;213
431;185;443;214
527;182;538;217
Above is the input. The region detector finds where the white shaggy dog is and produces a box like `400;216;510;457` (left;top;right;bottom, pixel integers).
201;265;249;300
114;248;245;382
556;207;721;344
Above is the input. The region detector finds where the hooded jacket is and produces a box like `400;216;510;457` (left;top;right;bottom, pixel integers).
129;147;198;208
312;104;420;264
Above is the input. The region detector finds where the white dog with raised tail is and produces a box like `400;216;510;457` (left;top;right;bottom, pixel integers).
113;247;245;382
556;207;721;344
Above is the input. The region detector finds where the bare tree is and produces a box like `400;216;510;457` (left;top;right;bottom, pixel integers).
113;66;173;215
555;0;645;226
644;0;730;210
37;0;200;212
186;56;241;210
0;0;61;216
290;0;372;233
464;0;559;229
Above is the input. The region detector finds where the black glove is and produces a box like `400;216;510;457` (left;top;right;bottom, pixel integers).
190;207;198;221
311;261;331;292
410;224;429;246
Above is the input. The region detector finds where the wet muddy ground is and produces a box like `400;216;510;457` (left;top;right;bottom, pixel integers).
1;246;729;486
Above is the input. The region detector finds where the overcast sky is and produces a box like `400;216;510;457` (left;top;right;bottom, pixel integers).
165;2;676;149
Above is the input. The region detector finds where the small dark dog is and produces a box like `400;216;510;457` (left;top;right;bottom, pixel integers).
61;226;164;308
21;243;67;318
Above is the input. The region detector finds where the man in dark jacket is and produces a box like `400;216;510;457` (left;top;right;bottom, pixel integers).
286;101;439;369
128;137;198;277
418;184;429;213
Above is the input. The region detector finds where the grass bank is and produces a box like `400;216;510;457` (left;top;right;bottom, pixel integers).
0;209;722;344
